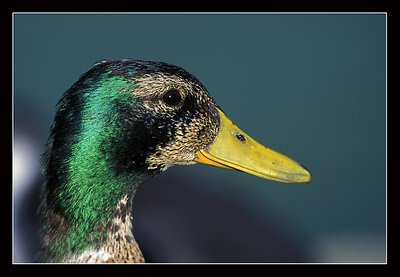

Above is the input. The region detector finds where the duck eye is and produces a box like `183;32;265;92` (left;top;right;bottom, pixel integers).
162;89;182;106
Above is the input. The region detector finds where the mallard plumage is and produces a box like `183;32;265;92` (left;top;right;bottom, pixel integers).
39;60;310;263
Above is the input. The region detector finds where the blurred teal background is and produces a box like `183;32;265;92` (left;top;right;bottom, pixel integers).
13;13;386;263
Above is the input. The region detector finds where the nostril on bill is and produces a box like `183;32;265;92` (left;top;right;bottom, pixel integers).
235;133;246;142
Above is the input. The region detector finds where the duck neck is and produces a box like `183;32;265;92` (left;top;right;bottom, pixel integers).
40;75;159;262
41;137;152;262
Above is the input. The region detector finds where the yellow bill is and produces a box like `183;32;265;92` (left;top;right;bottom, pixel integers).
195;109;311;183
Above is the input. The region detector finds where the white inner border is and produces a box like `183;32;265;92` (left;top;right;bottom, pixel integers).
12;11;388;265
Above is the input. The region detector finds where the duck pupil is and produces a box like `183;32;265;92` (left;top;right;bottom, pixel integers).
163;89;182;106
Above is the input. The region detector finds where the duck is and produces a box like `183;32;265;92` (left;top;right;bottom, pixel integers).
38;60;311;263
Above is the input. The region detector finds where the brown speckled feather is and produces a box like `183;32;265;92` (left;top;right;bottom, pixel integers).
62;196;145;263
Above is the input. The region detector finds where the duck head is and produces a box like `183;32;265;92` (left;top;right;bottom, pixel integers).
53;60;310;182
